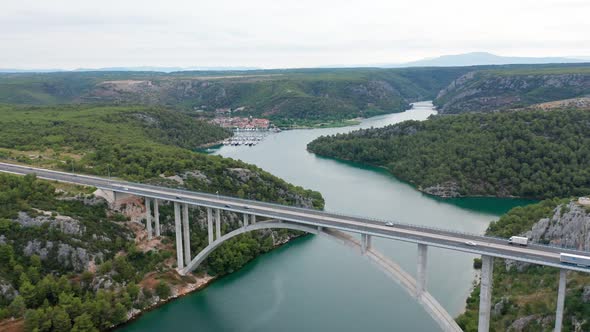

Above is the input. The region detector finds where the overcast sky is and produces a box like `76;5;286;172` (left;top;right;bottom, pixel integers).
1;0;589;69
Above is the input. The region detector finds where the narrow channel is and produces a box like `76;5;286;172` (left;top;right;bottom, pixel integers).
119;101;531;331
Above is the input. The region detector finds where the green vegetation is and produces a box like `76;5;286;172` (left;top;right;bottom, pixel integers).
0;104;320;208
434;64;590;114
456;200;590;331
0;67;473;126
308;109;590;199
0;174;142;331
0;103;324;331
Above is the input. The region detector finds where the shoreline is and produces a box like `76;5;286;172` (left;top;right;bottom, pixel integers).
112;233;304;331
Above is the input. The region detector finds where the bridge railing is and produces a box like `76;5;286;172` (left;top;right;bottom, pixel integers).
120;180;590;256
21;166;590;257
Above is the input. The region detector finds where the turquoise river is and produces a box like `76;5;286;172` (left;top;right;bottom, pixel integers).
119;101;532;332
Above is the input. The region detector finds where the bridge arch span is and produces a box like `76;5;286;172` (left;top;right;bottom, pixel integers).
181;221;462;332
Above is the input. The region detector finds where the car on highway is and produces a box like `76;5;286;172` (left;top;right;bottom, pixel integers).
122;187;129;191
225;204;232;208
385;222;394;227
464;241;477;246
243;206;250;210
175;196;181;200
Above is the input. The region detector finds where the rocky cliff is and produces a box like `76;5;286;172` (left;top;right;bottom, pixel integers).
527;202;590;251
434;67;590;114
457;199;590;332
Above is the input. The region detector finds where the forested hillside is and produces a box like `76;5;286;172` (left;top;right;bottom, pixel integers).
456;199;590;331
307;109;590;199
434;65;590;114
0;67;472;126
0;104;324;331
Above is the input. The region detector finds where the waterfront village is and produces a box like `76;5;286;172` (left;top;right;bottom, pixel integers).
210;108;279;146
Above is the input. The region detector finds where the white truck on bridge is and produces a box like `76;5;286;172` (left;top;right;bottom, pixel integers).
560;253;590;267
508;236;529;246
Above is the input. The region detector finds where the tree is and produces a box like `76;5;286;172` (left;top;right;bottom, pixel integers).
155;281;171;299
52;306;72;332
126;282;140;300
112;303;127;325
23;309;41;332
8;295;25;318
0;244;14;268
72;313;98;332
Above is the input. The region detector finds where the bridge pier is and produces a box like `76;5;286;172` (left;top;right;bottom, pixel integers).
215;209;221;239
361;234;372;254
154;199;160;237
243;213;249;227
174;202;184;269
207;208;214;244
416;244;428;297
145;197;153;240
182;204;191;264
478;255;494;332
554;269;567;332
251;214;256;224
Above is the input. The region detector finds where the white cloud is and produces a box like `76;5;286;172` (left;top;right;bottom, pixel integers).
0;0;588;69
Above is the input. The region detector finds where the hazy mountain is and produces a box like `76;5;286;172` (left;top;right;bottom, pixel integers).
396;52;586;67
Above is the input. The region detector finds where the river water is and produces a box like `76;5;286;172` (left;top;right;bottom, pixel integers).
120;101;531;332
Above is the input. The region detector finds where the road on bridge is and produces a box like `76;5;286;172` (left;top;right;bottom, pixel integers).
1;161;589;273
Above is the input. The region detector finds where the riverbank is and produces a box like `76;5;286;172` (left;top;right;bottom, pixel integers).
280;118;362;129
117;102;532;332
114;231;307;331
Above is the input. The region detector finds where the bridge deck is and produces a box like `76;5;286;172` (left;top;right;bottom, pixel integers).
1;162;589;273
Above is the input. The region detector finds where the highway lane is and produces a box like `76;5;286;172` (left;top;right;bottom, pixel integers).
1;162;589;273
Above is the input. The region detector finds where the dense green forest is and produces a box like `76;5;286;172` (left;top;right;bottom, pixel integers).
0;173;313;331
0;67;473;126
308;109;590;199
434;65;590;114
0;104;324;331
456;199;590;331
2;64;589;126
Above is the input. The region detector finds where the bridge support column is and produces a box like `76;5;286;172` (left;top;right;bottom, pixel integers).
215;209;221;239
174;202;184;269
207;208;214;244
182;204;191;265
416;244;428;298
478;255;494;332
251;214;256;224
361;234;372;254
145;197;152;240
554;269;567;332
243;213;249;227
154;199;160;237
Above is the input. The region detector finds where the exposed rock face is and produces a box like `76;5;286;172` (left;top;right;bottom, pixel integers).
80;77;411;120
508;315;539;331
526;202;590;251
582;285;590;303
435;72;590;114
158;170;210;186
228;168;254;183
23;240;53;260
492;297;509;316
14;212;85;235
421;182;461;198
0;279;18;303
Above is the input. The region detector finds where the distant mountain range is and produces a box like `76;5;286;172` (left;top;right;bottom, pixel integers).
392;52;586;67
1;52;588;73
